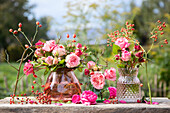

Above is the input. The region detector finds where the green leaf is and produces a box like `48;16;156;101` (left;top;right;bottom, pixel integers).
58;59;65;65
117;64;125;68
78;67;82;72
112;44;121;55
44;67;50;75
51;66;57;72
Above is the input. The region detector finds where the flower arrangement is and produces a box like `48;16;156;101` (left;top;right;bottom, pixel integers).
23;38;89;76
107;20;168;104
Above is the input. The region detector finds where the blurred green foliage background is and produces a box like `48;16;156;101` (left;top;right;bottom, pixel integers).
0;0;169;99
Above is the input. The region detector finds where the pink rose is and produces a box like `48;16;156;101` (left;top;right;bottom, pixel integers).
75;49;83;56
108;87;117;99
115;37;130;50
53;58;58;64
76;43;82;48
91;72;105;89
115;54;120;60
42;40;56;52
34;48;43;57
52;45;66;56
104;68;116;81
45;56;54;66
121;50;131;61
23;62;34;76
81;91;97;105
84;69;90;75
87;61;96;69
35;40;44;48
65;53;80;68
72;94;81;104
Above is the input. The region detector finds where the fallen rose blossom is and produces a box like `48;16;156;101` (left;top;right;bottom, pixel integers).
55;103;63;106
120;100;126;103
72;94;81;104
103;99;111;104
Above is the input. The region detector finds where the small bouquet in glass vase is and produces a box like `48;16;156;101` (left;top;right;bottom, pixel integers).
84;60;117;102
107;20;168;103
24;34;90;102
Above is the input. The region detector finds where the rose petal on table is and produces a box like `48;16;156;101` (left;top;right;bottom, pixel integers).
120;100;126;103
55;103;63;106
152;102;159;105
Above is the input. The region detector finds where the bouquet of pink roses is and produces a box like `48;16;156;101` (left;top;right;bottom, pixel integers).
23;35;89;76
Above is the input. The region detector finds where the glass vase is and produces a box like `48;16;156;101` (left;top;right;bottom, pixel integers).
44;68;81;102
117;68;141;102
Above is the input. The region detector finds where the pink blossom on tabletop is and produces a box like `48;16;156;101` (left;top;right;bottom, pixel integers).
104;68;116;81
81;91;98;105
76;43;82;48
121;50;131;61
72;94;81;104
108;87;117;99
65;53;80;68
103;99;112;104
23;62;34;76
115;37;130;50
87;61;96;69
91;72;105;89
45;56;54;66
42;40;56;52
120;100;126;103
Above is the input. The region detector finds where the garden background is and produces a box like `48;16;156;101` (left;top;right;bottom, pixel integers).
0;0;169;99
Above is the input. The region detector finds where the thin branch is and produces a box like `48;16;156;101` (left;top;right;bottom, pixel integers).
4;50;19;71
20;31;32;46
17;48;34;62
57;36;62;44
13;34;25;50
32;25;39;43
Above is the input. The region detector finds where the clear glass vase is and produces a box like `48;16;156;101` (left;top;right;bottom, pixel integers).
117;68;141;102
44;68;81;102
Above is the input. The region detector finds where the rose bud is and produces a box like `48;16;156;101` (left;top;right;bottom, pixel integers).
83;46;87;51
76;43;82;48
84;69;90;75
115;54;120;60
134;44;141;51
135;52;143;58
75;49;83;56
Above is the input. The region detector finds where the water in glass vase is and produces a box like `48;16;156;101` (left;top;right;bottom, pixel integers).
117;83;141;102
44;68;81;102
